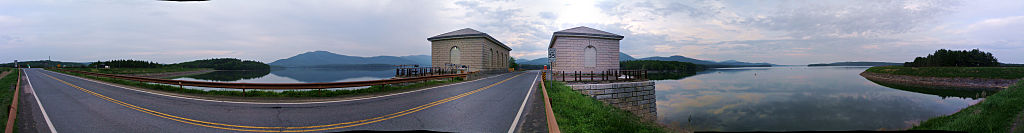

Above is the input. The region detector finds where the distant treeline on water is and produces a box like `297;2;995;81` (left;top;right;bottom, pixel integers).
0;58;271;70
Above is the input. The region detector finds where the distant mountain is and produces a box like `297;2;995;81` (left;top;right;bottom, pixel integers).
269;51;421;67
638;55;773;67
620;53;636;61
399;55;431;66
639;55;716;64
518;58;549;65
808;62;902;67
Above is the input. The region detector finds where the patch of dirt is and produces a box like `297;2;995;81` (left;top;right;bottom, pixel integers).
860;71;1017;90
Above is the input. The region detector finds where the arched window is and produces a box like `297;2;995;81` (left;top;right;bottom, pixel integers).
584;45;597;67
450;46;460;65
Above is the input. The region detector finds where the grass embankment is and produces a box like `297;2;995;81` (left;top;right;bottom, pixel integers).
912;82;1024;132
545;81;666;133
0;68;20;130
866;66;1024;79
52;69;462;97
63;67;210;74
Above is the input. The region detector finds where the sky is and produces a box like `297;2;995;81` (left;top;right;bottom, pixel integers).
1;0;1022;65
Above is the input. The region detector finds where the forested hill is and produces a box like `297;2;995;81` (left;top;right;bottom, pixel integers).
171;58;270;70
0;60;86;67
807;62;902;66
269;51;427;67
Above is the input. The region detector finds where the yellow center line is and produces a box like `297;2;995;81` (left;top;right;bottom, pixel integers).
42;72;525;132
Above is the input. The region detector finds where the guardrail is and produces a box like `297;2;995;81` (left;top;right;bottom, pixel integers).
5;69;21;133
549;69;647;82
540;71;561;133
55;69;472;90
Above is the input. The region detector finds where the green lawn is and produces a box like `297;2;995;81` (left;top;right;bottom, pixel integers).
63;67;209;74
545;81;667;133
52;69;462;98
865;66;1024;79
912;82;1024;132
0;68;20;131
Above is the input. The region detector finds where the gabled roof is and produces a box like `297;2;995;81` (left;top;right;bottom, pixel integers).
428;28;511;51
549;26;624;48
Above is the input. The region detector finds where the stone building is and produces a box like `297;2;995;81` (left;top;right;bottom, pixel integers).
429;28;512;73
548;26;624;72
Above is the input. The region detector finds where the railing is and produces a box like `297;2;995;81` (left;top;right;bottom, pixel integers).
395;67;463;78
56;69;472;90
549;69;647;83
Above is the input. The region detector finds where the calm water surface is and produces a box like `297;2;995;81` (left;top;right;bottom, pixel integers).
655;66;984;131
171;67;394;91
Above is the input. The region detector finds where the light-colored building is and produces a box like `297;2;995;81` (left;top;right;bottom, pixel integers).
429;28;512;73
548;26;624;72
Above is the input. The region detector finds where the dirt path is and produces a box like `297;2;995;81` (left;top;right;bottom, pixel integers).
127;69;216;79
0;70;11;79
1010;95;1024;133
860;71;1018;90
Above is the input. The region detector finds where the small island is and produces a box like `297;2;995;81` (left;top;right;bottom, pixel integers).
859;49;1024;132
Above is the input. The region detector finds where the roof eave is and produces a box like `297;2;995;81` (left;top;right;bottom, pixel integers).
548;32;624;48
428;34;512;51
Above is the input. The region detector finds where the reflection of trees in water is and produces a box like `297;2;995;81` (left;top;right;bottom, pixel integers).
650;68;761;80
866;79;995;99
187;70;271;81
665;93;960;131
647;72;696;80
271;67;394;83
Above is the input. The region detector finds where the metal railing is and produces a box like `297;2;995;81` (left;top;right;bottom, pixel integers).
549;69;647;83
395;67;463;78
56;69;472;90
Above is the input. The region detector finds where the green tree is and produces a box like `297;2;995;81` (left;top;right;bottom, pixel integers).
905;49;999;67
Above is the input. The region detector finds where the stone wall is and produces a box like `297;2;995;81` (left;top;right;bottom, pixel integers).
567;81;656;120
431;38;510;72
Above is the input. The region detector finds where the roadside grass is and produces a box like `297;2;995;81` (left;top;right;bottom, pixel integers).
63;67;209;74
544;81;666;133
865;66;1024;79
52;69;462;98
911;82;1024;132
0;68;19;130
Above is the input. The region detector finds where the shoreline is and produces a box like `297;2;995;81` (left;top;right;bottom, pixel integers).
859;71;1018;90
127;69;217;78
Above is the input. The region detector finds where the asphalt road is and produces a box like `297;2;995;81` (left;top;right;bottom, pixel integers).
17;68;541;132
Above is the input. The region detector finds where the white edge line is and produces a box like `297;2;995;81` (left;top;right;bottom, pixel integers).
508;71;539;133
24;69;58;133
46;69;511;105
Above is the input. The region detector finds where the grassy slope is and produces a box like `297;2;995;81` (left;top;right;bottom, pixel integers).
545;81;666;133
865;66;1024;79
52;69;462;97
63;67;209;74
912;82;1024;132
0;68;19;130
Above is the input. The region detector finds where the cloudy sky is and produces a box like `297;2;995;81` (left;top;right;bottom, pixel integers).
1;0;1022;65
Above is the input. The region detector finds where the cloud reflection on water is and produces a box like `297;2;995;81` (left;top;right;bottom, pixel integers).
654;67;982;131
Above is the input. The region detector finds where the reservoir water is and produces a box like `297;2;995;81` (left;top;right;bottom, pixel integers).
171;66;985;131
654;66;986;131
171;67;395;91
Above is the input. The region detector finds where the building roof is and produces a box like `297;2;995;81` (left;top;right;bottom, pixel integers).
549;26;624;48
428;28;511;51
